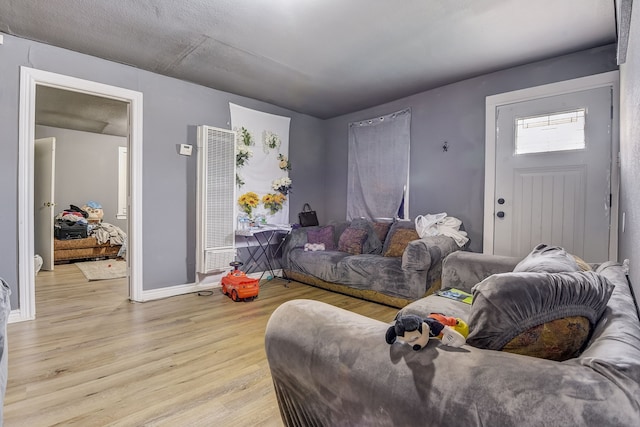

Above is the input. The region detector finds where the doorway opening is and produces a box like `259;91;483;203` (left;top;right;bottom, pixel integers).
16;67;144;322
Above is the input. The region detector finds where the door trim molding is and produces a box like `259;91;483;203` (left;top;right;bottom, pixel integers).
15;67;144;322
484;71;620;259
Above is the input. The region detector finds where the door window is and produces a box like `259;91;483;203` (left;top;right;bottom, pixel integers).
515;109;586;155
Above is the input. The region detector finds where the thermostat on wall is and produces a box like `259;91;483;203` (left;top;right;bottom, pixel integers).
179;144;193;156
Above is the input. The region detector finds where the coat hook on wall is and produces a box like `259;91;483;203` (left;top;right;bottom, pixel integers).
442;141;449;152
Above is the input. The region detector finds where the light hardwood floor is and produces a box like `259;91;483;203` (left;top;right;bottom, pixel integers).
5;264;397;426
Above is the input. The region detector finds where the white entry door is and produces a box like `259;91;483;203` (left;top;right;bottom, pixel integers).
493;86;612;262
34;137;56;271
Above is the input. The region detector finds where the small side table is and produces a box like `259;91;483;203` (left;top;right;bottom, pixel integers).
236;225;292;280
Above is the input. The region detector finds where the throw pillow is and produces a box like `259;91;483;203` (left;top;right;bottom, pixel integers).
573;255;592;271
502;316;591;361
307;225;335;250
513;243;580;273
384;228;420;257
338;227;368;255
349;218;383;254
466;270;614;360
381;220;416;255
371;221;392;245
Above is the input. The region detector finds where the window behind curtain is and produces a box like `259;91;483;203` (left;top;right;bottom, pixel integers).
347;108;411;220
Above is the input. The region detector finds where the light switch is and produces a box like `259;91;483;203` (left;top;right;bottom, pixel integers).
179;144;193;156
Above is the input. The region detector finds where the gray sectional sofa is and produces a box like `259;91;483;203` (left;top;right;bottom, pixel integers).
265;250;640;427
281;219;466;308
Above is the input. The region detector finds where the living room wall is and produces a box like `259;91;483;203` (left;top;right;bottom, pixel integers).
619;5;640;305
323;44;618;253
0;34;324;308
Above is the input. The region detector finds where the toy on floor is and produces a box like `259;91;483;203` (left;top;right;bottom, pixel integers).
221;261;259;302
385;313;469;350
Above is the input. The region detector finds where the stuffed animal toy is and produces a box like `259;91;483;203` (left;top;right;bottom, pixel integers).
82;201;104;223
304;243;325;251
385;313;469;350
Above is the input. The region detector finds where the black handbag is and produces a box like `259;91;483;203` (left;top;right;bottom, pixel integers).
298;203;319;227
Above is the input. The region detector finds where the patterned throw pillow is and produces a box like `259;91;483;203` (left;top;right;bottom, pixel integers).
371;221;392;244
573;255;592;271
502;316;591;361
307;225;335;250
338;227;368;255
383;228;420;257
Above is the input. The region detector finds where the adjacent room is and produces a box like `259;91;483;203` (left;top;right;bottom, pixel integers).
0;1;639;426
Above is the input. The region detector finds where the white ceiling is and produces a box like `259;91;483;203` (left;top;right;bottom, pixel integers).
1;0;617;123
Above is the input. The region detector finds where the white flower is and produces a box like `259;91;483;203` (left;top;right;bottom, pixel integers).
272;177;292;195
237;146;252;156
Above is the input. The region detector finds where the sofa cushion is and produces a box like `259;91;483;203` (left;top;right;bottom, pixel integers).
307;225;335;250
287;249;352;283
371;221;392;245
338;227;368;255
348;218;383;254
502;316;591;361
381;220;415;255
467;270;614;360
384;228;419;257
513;243;580;273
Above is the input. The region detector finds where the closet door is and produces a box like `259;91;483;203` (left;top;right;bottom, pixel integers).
196;126;237;275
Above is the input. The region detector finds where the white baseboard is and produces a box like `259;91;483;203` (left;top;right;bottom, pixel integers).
139;269;282;302
138;281;221;302
9;269;286;318
8;308;33;324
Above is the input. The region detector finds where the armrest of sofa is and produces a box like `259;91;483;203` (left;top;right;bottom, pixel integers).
281;227;310;268
441;251;520;292
265;299;639;427
401;234;460;271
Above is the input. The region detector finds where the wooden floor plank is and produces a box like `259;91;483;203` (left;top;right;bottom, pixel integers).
5;264;397;426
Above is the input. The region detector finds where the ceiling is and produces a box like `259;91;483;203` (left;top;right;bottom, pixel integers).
1;0;617;134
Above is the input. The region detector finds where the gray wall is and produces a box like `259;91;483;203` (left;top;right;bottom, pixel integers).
0;34;324;308
619;5;640;305
35;126;127;230
324;45;618;253
1;33;633;312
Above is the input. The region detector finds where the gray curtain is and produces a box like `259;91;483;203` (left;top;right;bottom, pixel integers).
347;108;411;220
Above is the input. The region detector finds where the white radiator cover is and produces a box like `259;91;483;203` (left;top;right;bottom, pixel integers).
196;125;237;275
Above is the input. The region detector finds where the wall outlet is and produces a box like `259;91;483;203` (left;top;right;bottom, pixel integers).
179;144;192;156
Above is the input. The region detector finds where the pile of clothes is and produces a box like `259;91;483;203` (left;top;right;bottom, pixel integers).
54;202;126;246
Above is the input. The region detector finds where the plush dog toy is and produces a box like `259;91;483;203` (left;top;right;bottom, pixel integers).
385;313;469;350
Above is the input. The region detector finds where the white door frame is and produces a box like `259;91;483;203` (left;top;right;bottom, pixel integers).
15;67;144;322
484;71;620;260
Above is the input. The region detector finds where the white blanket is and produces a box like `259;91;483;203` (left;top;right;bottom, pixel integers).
415;212;469;247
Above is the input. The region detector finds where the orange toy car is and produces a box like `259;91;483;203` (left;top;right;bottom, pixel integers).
221;261;259;302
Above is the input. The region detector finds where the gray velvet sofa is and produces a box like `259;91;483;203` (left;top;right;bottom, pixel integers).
265;251;640;427
281;219;465;308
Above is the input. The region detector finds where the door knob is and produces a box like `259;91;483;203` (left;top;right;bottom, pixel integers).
497;211;505;218
497;198;505;205
44;202;55;207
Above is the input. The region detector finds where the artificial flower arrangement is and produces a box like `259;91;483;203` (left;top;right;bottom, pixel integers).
239;126;254;146
262;192;287;215
277;153;291;171
238;191;260;217
236;145;253;167
263;130;281;152
272;177;292;196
